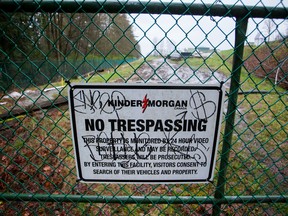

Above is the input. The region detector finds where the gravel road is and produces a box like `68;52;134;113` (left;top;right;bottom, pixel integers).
129;58;229;87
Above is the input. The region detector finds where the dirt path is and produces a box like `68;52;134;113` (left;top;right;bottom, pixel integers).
129;58;229;87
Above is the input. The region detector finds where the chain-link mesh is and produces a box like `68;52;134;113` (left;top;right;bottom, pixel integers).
0;1;287;215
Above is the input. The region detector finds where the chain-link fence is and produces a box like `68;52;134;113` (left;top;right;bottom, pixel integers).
0;1;287;215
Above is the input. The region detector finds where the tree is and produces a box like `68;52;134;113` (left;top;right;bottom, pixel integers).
0;13;39;61
105;14;140;58
0;12;141;91
262;19;276;42
0;13;40;91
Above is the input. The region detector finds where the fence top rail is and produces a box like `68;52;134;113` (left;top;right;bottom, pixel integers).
0;0;287;19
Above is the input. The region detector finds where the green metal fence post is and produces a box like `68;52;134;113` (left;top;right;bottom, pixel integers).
212;16;249;216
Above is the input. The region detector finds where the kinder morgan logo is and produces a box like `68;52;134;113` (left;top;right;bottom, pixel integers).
108;94;187;113
142;94;149;113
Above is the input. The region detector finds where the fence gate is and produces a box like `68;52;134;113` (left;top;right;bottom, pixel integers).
0;1;287;215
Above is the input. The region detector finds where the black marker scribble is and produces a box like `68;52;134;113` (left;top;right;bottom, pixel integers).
82;135;101;161
189;90;216;120
74;90;126;114
161;109;209;165
82;131;154;169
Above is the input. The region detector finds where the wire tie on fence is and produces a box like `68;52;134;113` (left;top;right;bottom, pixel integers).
210;0;222;22
210;16;216;22
220;81;224;89
65;80;74;90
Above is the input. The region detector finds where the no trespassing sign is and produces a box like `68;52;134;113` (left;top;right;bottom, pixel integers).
68;83;225;184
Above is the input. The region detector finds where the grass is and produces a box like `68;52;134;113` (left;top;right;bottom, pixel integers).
71;56;155;84
183;47;287;214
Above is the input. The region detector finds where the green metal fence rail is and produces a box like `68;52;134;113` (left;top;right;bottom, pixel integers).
0;1;287;18
0;0;287;215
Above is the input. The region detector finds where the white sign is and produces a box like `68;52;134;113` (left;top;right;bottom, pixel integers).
68;84;225;183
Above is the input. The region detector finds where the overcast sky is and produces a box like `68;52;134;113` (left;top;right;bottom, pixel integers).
129;0;287;56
